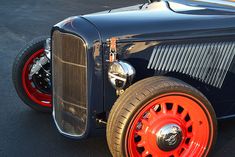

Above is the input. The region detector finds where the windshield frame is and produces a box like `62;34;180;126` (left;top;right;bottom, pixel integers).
164;0;235;12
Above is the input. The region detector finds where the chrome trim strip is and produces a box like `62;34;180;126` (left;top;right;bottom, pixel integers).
52;54;86;68
56;96;87;110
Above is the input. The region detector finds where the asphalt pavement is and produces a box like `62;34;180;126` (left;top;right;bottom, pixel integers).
1;0;235;156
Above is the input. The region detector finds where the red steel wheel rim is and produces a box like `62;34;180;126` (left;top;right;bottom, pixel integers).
22;49;52;107
126;93;213;157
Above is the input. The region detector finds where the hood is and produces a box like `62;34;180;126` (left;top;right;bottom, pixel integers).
83;1;235;42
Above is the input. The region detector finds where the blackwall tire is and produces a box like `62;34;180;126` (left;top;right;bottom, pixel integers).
12;37;52;112
107;76;217;157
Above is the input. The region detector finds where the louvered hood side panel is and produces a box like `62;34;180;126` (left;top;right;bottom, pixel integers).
148;41;235;88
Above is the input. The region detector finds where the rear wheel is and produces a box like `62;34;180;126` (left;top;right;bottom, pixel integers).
12;37;52;112
107;76;217;157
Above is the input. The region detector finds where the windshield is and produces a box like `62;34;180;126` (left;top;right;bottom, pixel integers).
166;0;235;12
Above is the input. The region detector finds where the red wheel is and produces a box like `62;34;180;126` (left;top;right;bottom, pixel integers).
127;93;213;157
13;37;52;112
107;77;217;157
22;48;52;107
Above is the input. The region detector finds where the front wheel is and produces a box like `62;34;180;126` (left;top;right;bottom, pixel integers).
12;37;52;112
107;76;217;157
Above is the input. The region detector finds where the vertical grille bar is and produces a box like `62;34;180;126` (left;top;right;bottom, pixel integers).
52;30;88;137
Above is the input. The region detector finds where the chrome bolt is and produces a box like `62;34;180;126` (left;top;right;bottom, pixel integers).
136;122;142;130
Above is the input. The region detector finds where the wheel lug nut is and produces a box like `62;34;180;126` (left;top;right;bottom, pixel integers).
136;122;142;130
143;112;150;119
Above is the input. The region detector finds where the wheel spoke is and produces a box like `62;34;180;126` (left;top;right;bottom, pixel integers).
173;151;180;157
137;141;146;147
172;103;178;115
181;110;188;119
187;132;193;138
186;121;193;128
161;103;167;113
182;144;189;150
149;108;158;119
142;150;150;157
141;119;150;128
136;130;145;136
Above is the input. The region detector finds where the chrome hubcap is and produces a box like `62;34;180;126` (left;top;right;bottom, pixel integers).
156;124;183;151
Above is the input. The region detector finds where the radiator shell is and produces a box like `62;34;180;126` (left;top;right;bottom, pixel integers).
52;30;88;137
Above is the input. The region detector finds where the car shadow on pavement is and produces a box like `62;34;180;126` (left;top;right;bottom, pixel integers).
2;108;111;157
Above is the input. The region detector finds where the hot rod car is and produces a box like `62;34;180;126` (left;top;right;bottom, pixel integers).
12;0;235;156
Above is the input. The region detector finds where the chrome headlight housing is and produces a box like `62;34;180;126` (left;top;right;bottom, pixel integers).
108;61;135;90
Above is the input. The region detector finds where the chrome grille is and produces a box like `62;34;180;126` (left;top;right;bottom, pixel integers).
52;30;87;137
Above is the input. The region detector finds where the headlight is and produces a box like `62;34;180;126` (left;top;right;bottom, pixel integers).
108;61;135;90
